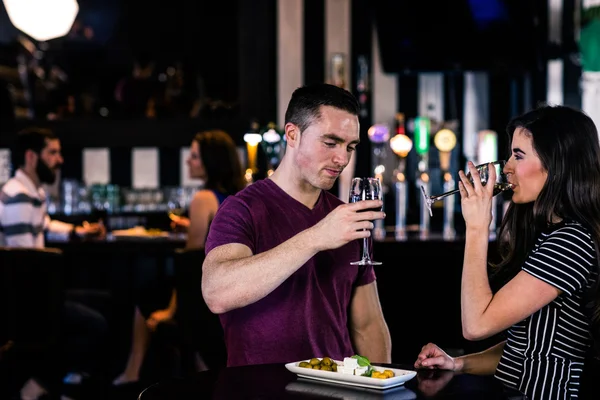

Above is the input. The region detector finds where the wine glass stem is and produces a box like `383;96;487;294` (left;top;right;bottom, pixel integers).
431;188;460;202
362;236;371;261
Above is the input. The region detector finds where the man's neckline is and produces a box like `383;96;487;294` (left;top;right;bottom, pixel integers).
264;178;324;212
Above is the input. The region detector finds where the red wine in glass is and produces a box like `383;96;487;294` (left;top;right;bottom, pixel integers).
349;177;383;266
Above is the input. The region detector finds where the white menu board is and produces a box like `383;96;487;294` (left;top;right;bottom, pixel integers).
132;147;159;189
83;148;110;186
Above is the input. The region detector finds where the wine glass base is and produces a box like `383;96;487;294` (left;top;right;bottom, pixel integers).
350;260;383;266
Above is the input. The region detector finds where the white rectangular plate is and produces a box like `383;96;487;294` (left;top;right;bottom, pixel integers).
285;359;416;390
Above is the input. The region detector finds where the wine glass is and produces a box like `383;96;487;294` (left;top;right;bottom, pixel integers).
349;177;383;266
420;160;513;217
167;200;185;220
167;188;187;233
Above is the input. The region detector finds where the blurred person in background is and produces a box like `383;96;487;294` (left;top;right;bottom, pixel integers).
0;127;107;399
0;127;105;246
113;129;245;385
169;129;246;248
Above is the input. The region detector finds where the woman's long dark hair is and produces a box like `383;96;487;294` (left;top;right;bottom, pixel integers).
194;130;246;196
491;105;600;355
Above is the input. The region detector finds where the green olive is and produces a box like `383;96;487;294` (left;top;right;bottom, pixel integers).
299;361;310;368
321;357;333;366
309;358;321;366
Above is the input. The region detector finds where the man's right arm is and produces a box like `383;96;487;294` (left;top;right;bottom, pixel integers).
202;199;384;314
202;231;320;314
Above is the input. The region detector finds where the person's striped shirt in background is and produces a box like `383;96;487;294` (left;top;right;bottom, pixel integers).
0;170;72;248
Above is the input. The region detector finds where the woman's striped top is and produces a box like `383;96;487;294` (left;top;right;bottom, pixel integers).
495;220;598;399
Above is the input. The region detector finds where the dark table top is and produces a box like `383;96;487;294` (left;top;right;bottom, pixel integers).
137;363;526;400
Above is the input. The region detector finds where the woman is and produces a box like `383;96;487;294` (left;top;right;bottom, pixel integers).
113;129;245;385
415;105;600;400
169;129;247;249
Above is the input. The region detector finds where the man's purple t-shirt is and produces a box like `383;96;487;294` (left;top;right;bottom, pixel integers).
205;178;376;367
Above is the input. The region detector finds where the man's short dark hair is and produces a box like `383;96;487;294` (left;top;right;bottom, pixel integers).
284;83;360;133
12;127;57;169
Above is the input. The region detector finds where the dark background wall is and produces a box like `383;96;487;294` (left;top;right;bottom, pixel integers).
0;0;583;193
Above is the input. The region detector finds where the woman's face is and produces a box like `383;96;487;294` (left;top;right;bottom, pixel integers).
187;140;206;179
504;127;548;204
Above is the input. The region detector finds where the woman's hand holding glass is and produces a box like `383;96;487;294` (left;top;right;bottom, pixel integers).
169;214;190;232
458;161;501;231
168;198;189;232
421;160;511;217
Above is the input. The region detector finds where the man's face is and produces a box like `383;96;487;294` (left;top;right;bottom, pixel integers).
36;139;63;184
292;106;360;190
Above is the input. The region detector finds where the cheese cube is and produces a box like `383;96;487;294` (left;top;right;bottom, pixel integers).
343;357;358;369
338;366;355;375
354;366;368;375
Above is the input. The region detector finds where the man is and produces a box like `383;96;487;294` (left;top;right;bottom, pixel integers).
202;83;392;367
0;127;106;399
0;127;104;246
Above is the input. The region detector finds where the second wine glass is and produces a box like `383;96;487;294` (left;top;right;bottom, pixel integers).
420;160;513;217
349;177;383;266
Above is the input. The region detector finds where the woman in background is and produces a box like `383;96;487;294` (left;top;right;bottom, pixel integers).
415;105;600;400
169;129;246;249
113;129;245;385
